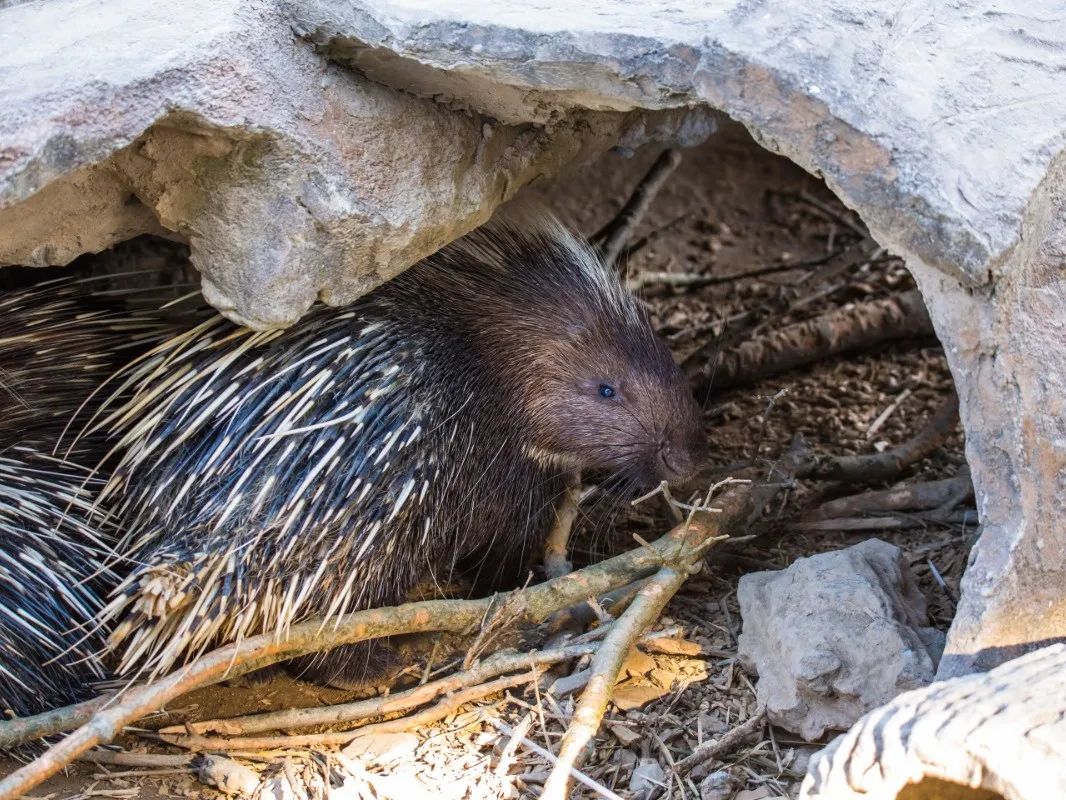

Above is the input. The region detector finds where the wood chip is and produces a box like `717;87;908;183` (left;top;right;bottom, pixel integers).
611;683;671;711
621;647;657;677
641;637;702;657
608;723;641;747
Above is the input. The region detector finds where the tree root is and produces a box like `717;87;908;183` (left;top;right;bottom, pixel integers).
695;289;935;394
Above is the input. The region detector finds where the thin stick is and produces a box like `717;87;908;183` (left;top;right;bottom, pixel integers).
627;252;838;292
866;386;913;438
594;149;682;266
0;500;736;798
161;671;539;751
673;711;767;775
488;719;625;800
541;566;688;800
79;750;191;768
162;643;599;736
796;191;868;238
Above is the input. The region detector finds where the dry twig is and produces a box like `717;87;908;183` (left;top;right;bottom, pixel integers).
594;149;682;266
489;719;624;800
673;710;767;776
160;671;540;751
541;566;689;799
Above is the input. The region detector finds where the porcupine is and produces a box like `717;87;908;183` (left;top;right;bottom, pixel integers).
0;278;171;722
92;210;709;688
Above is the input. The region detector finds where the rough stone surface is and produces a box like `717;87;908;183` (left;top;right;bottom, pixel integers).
0;0;713;328
1;0;1065;673
737;539;944;740
800;644;1066;799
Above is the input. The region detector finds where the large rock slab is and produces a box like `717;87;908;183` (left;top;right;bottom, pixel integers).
801;644;1066;799
738;539;943;740
1;0;1064;674
0;0;711;328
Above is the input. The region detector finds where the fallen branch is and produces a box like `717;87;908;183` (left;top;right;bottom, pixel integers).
0;696;106;749
542;565;689;799
162;643;599;737
617;212;691;264
810;472;972;519
796;392;959;483
673;710;767;776
694;289;935;394
161;671;539;752
791;508;977;533
489;719;624;800
79;749;192;768
537;475;779;800
593;149;682;266
0;492;737;799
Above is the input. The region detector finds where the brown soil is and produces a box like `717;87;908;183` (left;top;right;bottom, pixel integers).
2;121;968;799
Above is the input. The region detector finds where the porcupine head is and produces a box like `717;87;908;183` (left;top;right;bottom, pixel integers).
96;205;708;687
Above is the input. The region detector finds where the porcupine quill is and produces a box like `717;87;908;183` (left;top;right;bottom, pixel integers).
0;278;174;727
90;210;709;689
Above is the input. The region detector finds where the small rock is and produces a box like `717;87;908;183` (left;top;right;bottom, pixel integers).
193;754;260;796
738;539;942;740
698;712;729;736
735;788;774;800
699;768;740;800
628;758;667;798
790;746;821;777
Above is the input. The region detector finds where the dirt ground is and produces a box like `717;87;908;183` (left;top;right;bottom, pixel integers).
3;121;969;799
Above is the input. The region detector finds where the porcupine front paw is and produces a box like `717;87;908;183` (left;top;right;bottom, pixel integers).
284;639;406;691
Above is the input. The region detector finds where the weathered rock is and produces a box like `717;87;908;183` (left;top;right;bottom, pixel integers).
800;644;1066;800
737;539;944;740
0;0;713;329
2;0;1065;673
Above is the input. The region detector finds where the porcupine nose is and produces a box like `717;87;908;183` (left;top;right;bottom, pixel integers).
657;445;698;487
657;429;708;488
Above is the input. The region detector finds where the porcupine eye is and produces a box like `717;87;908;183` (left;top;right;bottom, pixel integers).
598;384;616;399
